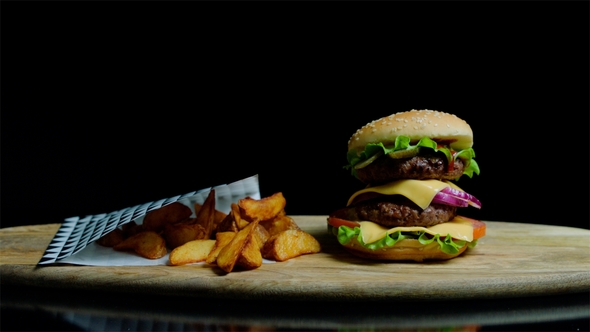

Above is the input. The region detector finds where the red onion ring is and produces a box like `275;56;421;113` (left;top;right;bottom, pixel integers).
349;184;482;210
433;187;482;209
432;191;469;207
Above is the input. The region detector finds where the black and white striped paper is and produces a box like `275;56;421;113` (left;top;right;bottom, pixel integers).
38;175;260;265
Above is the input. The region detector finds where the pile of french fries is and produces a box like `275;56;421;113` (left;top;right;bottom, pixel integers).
97;191;321;273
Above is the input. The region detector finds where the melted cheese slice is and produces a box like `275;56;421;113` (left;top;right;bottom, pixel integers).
359;217;474;244
347;179;453;209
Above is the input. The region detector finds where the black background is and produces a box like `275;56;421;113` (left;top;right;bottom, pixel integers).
2;2;589;231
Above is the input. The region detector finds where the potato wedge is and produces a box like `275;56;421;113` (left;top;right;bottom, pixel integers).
253;224;270;250
113;231;167;259
215;212;239;233
143;202;192;233
239;192;286;222
216;220;260;273
163;221;207;249
194;202;227;229
194;190;217;239
260;214;300;237
96;228;124;247
215;203;249;232
262;229;321;262
169;239;216;266
236;234;262;270
122;221;145;238
231;203;249;230
205;231;236;265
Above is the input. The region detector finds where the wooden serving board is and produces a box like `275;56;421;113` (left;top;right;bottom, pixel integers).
1;216;589;302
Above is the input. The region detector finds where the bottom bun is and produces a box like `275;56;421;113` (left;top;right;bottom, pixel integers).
341;238;468;262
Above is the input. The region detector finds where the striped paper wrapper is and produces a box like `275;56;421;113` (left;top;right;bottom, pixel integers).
38;175;260;265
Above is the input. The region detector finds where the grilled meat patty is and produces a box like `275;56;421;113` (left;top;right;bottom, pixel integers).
354;196;457;228
356;150;465;185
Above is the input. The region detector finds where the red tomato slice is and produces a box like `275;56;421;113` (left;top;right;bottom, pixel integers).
327;216;360;229
456;215;486;240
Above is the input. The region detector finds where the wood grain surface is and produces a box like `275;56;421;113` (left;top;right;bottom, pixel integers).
1;216;589;302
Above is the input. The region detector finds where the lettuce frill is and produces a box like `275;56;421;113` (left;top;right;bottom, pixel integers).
329;224;478;255
346;136;480;179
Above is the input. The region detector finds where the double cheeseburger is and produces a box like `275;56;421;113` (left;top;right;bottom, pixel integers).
328;109;485;261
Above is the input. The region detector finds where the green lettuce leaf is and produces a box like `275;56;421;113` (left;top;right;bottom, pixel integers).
418;232;466;255
329;224;473;253
345;135;480;180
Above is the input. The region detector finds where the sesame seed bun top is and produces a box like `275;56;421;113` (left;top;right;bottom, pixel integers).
347;109;474;152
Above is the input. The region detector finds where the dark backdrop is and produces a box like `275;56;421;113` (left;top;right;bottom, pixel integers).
3;3;588;230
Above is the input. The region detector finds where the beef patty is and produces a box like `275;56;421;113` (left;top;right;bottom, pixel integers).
355;150;464;185
354;196;457;228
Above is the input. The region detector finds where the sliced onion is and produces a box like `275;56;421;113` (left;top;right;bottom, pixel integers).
442;187;482;209
433;187;482;209
432;191;469;207
354;151;383;170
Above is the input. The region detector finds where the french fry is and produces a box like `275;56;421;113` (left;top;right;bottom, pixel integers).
163;220;207;249
262;229;321;262
96;228;124;247
239;192;286;223
205;231;236;265
260;214;300;237
143;202;192;233
216;220;260;273
169;239;216;266
113;231;168;259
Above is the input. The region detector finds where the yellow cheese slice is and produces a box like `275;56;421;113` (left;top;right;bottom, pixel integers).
359;217;474;244
347;179;452;209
